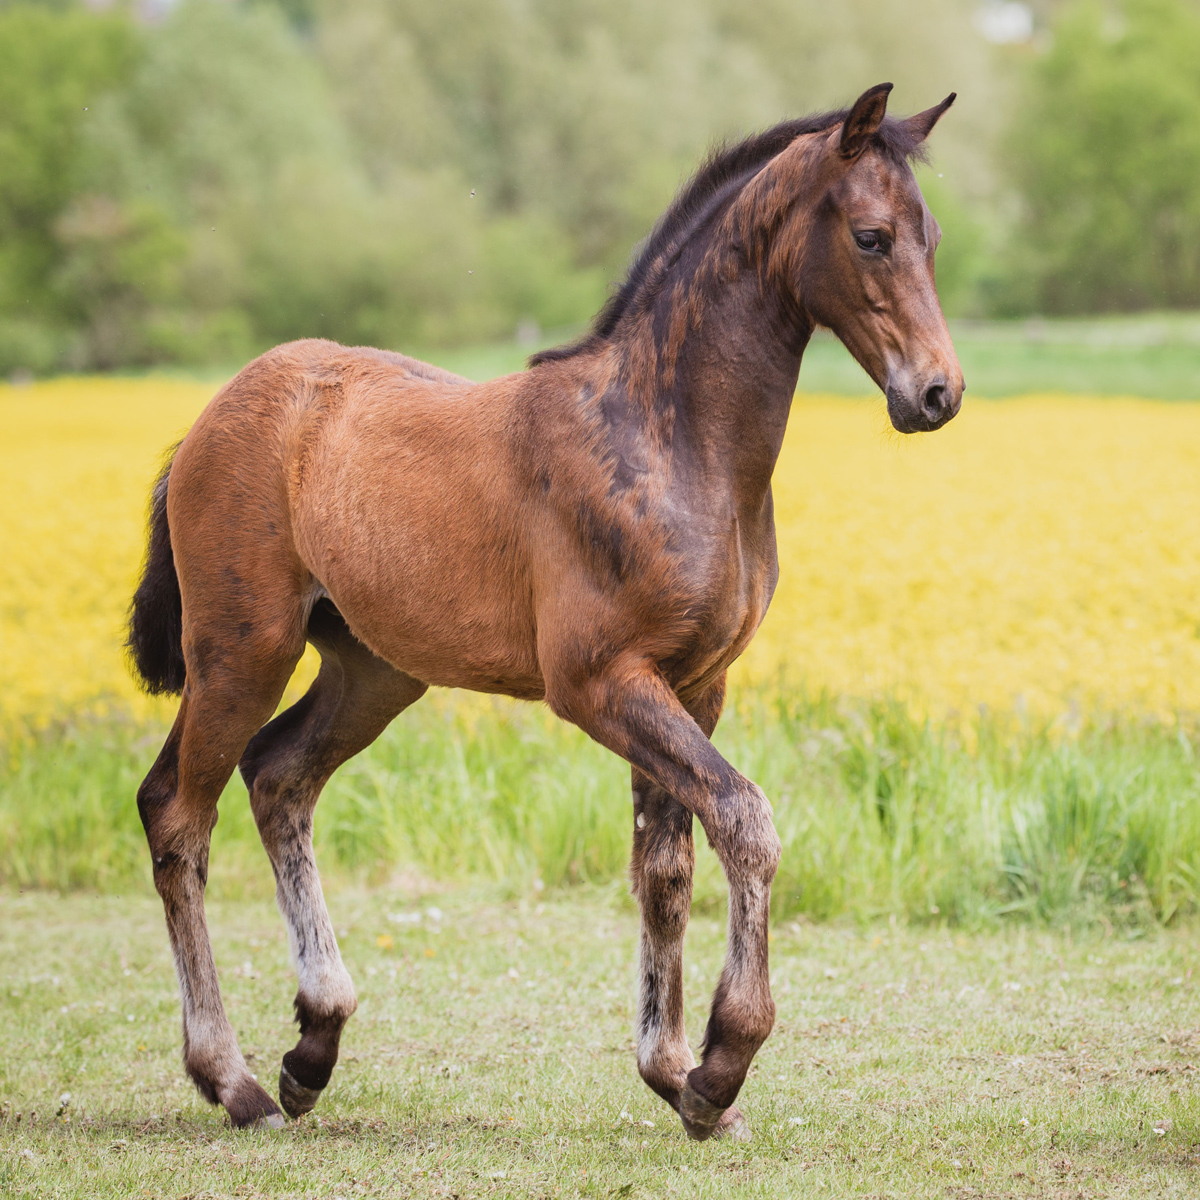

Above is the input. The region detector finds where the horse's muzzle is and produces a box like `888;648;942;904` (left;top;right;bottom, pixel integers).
886;377;963;434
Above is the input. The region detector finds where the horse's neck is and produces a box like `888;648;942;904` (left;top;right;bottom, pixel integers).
662;270;809;514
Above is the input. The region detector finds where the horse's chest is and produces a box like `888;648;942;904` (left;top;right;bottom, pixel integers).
663;529;776;687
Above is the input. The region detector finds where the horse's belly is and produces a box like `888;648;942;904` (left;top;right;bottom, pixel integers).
303;522;544;698
349;599;545;699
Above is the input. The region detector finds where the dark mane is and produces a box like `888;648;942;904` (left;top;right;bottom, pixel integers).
529;110;927;367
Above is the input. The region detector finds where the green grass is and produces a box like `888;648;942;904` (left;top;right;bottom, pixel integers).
417;311;1200;399
3;886;1200;1197
4;690;1200;929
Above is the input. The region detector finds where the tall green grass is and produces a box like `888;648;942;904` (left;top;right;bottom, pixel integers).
2;689;1198;926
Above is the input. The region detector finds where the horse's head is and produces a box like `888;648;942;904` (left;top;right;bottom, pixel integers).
797;83;963;433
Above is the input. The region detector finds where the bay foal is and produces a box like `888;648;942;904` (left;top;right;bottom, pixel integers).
128;84;963;1139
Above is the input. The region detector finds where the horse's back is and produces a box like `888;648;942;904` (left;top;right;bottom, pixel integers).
174;338;483;492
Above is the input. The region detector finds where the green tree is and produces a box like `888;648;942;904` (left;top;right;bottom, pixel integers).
0;0;1008;371
52;195;186;368
316;0;995;308
1007;0;1200;312
0;5;141;370
82;0;604;358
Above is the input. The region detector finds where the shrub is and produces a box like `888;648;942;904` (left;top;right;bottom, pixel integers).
1005;0;1200;313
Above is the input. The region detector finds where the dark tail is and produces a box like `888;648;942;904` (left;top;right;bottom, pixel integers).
127;448;186;696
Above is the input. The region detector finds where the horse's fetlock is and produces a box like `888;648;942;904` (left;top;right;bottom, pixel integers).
295;988;355;1030
636;1044;690;1109
184;1060;221;1106
220;1074;286;1129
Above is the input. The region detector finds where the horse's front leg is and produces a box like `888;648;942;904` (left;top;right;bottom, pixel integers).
549;659;781;1142
629;676;750;1138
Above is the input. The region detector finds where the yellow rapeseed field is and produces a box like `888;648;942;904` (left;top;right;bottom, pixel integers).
2;378;1199;735
751;395;1200;718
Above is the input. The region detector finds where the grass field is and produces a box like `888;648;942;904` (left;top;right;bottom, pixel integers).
6;692;1200;929
3;887;1200;1198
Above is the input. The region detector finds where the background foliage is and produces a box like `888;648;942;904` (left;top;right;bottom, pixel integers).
10;0;1196;373
1004;0;1200;313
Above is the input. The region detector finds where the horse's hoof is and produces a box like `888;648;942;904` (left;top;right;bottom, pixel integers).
679;1081;726;1142
713;1105;752;1141
225;1076;288;1129
279;1065;323;1120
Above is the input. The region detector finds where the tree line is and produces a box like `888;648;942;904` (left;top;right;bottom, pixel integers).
0;0;1197;374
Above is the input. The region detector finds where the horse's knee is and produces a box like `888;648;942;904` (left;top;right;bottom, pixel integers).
756;815;783;883
706;783;780;885
744;782;781;868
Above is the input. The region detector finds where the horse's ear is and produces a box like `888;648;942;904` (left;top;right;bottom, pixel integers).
840;82;893;159
904;93;956;144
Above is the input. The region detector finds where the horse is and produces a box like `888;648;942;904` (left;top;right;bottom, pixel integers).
127;82;962;1140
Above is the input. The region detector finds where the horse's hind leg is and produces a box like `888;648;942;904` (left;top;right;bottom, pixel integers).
630;675;748;1139
138;629;302;1128
239;600;427;1120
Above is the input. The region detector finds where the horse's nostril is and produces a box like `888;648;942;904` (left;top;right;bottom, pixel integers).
922;385;946;421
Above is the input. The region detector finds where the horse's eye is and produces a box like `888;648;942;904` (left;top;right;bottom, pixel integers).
855;230;887;254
